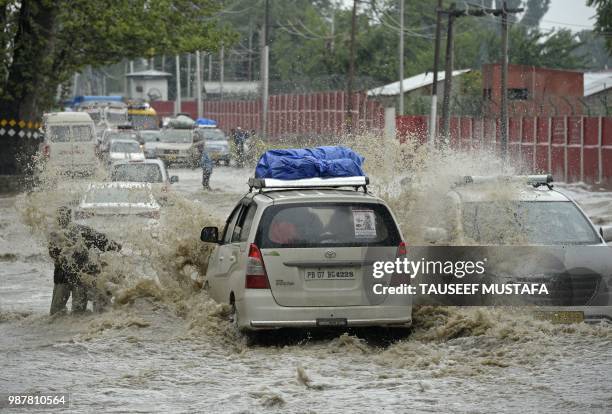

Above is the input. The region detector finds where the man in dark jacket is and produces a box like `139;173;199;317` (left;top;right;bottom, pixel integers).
49;207;121;315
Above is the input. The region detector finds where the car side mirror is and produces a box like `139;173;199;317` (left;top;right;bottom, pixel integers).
424;227;450;244
170;175;179;184
201;226;219;243
600;226;612;243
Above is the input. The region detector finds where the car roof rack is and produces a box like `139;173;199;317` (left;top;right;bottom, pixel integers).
248;176;369;192
458;174;554;189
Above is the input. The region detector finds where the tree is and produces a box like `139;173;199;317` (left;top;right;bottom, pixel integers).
588;0;612;52
0;0;235;174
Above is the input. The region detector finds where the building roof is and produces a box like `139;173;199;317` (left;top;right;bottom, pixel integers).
367;69;471;97
583;71;612;97
126;70;172;78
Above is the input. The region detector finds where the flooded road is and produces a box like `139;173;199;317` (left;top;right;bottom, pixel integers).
1;166;612;413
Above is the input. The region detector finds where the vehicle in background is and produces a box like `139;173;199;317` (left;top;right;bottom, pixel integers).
194;127;230;165
200;176;411;333
74;182;161;238
421;174;612;324
109;159;178;195
107;139;145;164
100;129;140;154
71;95;129;129
154;128;196;165
139;130;162;158
128;104;159;130
42;112;98;174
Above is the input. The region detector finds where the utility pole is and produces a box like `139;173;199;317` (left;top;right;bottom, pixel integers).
187;53;192;98
346;0;358;132
196;50;203;118
175;55;181;116
436;2;522;148
440;11;454;142
219;45;225;100
500;0;509;162
398;0;404;116
261;0;270;138
428;0;443;147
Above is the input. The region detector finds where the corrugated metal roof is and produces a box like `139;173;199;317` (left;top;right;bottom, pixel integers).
584;71;612;97
367;69;472;97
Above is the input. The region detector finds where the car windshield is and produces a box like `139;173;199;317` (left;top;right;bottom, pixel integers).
256;203;401;248
199;129;226;141
160;129;192;143
106;131;138;141
111;141;140;153
140;131;161;142
111;163;163;183
461;201;600;245
85;186;152;204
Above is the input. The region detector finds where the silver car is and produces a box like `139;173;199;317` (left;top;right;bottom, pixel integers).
422;174;612;323
200;177;411;333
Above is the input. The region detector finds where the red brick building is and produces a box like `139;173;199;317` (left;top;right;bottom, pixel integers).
482;63;584;116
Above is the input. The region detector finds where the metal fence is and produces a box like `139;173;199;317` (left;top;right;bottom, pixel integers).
152;91;386;139
397;114;612;185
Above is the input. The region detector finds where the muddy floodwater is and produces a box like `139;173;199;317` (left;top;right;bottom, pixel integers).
1;166;612;413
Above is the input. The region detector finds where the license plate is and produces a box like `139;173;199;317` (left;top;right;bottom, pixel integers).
316;318;347;327
535;310;584;324
305;269;355;281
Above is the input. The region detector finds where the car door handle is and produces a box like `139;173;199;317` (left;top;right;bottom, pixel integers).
219;256;224;261
228;256;236;263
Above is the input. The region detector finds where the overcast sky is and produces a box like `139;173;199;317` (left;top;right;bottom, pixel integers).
540;0;596;32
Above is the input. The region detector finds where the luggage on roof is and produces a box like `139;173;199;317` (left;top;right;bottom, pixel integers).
254;146;365;180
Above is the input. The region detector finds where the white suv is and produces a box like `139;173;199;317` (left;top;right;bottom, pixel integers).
200;177;411;332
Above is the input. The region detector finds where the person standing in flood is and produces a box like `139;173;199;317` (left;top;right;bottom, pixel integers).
48;207;121;315
200;149;214;189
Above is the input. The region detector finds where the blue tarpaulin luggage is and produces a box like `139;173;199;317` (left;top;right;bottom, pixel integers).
254;146;365;179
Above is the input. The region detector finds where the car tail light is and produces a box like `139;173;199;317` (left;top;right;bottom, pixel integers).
42;144;50;158
138;211;160;219
391;241;409;286
74;210;94;220
397;241;407;256
245;244;270;289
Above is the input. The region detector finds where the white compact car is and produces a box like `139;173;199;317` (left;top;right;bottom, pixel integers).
107;139;145;164
422;174;612;323
200;176;411;333
75;182;161;239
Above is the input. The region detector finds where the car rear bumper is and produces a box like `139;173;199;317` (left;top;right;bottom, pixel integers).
237;290;412;331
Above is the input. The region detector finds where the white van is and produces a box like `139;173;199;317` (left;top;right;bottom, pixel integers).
42;112;98;174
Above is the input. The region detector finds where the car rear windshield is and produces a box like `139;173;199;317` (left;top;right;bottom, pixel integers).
111;141;140;153
111;164;163;183
462;201;600;245
140;131;160;142
256;202;401;248
48;124;93;142
106;132;138;141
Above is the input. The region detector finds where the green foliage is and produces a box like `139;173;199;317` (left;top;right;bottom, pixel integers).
0;0;236;117
588;0;612;52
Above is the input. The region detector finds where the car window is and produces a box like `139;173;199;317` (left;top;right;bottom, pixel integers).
256;203;401;248
160;129;193;143
111;164;163;183
223;205;242;244
232;203;257;243
72;125;93;142
461;201;600;245
48;125;71;142
111;141;140;153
